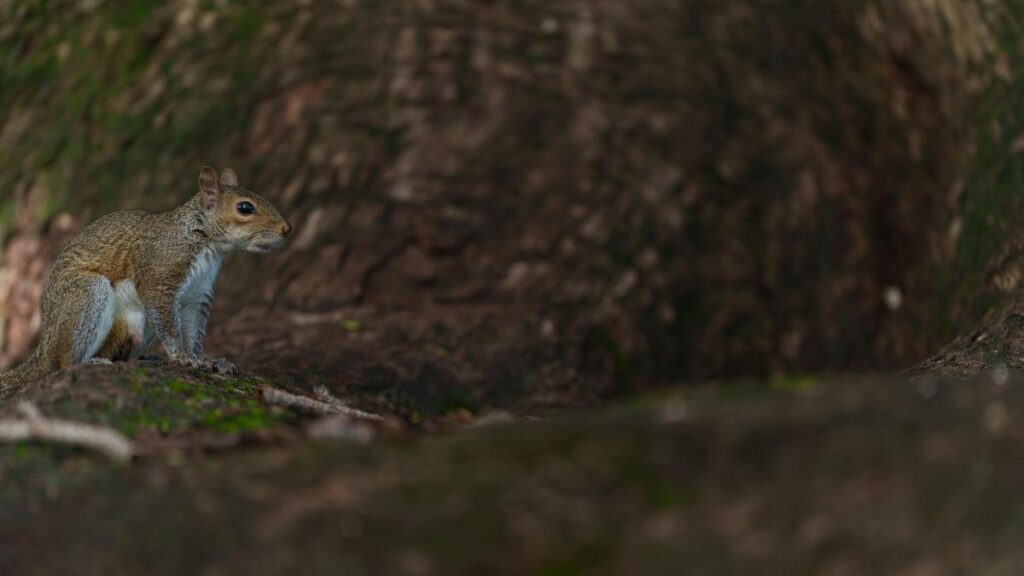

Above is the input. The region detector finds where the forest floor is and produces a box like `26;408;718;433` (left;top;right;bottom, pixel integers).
1;353;1023;575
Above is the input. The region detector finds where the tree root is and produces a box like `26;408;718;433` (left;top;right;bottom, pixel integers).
0;402;134;463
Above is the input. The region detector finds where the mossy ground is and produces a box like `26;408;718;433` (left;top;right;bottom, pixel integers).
7;362;291;436
3;372;1024;574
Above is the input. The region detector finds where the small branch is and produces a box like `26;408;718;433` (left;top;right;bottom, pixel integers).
261;386;383;422
0;402;134;463
261;386;339;415
260;386;382;443
313;385;384;422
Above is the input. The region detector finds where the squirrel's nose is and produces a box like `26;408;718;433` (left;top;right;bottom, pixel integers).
281;221;292;237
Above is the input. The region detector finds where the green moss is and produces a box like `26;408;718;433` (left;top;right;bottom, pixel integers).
930;10;1024;340
538;541;615;576
770;373;818;392
201;403;286;433
109;0;156;30
0;0;272;220
21;367;291;440
642;475;690;510
234;5;265;41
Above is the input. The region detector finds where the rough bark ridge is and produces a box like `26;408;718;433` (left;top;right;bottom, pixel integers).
1;1;1019;395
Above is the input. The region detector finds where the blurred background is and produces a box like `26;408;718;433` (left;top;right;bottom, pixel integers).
5;1;1024;573
3;1;1024;397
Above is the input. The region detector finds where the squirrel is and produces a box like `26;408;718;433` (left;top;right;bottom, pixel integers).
0;167;291;395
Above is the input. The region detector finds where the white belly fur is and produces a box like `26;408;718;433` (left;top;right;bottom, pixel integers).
112;279;145;341
178;247;224;306
177;247;224;353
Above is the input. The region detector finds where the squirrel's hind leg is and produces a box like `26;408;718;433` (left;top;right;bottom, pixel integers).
42;272;115;368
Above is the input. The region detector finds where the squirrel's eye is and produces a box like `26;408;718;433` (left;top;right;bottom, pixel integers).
236;201;255;216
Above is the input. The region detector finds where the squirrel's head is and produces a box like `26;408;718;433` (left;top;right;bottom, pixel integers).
197;166;292;254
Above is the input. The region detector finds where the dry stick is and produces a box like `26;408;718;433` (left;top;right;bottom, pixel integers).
260;386;383;422
312;385;384;422
259;386;381;422
260;387;381;445
260;386;338;415
0;402;134;463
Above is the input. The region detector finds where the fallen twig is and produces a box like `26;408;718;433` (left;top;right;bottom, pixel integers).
261;386;338;415
313;385;384;422
261;386;383;422
0;402;134;463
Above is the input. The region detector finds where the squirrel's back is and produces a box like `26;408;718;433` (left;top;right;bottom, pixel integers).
50;209;155;280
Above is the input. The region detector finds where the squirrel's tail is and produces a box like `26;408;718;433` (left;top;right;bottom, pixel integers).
0;353;49;400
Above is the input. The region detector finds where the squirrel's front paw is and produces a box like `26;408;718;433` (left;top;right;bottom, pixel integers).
186;356;205;369
170;352;238;375
169;352;205;370
209;357;239;375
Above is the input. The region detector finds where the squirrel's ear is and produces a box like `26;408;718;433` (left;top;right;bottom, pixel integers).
198;166;219;211
220;168;239;187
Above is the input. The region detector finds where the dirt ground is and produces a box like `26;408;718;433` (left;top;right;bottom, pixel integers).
3;365;1024;575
